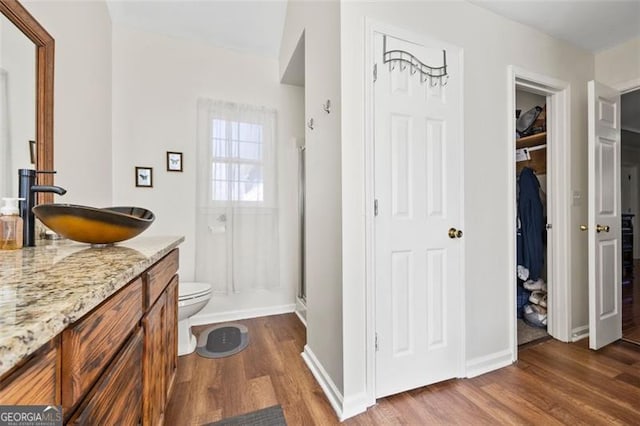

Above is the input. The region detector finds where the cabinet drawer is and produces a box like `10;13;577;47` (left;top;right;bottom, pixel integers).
0;339;59;405
62;278;143;413
145;249;178;309
67;328;143;426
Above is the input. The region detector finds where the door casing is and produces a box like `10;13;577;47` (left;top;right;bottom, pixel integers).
507;67;572;356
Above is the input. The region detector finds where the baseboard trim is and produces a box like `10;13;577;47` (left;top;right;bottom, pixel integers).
301;345;345;420
341;392;371;420
465;349;513;378
190;303;296;326
294;309;307;327
571;325;589;342
295;297;307;327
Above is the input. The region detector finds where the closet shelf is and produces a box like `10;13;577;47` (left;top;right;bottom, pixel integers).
516;132;546;149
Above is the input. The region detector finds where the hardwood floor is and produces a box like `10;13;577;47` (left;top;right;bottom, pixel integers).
165;314;640;425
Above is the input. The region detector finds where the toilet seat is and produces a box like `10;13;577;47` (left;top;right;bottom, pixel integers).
179;282;212;301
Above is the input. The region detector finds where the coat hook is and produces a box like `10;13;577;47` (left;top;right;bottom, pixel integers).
307;118;314;130
322;99;331;114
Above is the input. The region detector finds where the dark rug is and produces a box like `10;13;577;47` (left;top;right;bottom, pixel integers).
196;323;249;358
205;405;287;426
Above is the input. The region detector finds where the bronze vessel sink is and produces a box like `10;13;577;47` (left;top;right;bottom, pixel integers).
32;204;155;245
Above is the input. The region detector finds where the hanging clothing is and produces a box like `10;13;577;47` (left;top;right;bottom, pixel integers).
518;167;544;281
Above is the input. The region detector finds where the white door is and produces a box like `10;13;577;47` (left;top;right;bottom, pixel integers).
374;32;463;398
588;80;622;350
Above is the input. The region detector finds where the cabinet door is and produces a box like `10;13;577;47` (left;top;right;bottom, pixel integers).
165;276;178;398
67;328;143;426
143;292;167;426
0;339;59;405
145;249;179;309
62;278;142;413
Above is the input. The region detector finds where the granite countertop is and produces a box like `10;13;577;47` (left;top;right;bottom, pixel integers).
0;235;184;377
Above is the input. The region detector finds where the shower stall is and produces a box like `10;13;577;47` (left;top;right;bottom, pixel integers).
297;138;307;318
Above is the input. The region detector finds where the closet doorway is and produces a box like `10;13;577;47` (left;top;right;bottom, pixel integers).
620;87;640;344
515;89;550;345
508;67;571;358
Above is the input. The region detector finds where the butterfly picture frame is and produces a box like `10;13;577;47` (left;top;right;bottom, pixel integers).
135;166;153;187
167;151;183;172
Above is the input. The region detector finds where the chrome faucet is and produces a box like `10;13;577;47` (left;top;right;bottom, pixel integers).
18;169;67;247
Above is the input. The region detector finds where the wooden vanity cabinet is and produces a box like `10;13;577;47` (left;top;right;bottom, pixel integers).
142;249;179;426
0;248;179;426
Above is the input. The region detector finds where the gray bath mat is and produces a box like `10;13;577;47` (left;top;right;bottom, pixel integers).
196;323;249;358
205;405;286;426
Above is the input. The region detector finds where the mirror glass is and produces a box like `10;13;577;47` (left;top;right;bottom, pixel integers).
0;12;35;198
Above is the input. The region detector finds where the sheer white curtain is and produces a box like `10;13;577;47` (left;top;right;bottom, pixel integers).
196;99;279;294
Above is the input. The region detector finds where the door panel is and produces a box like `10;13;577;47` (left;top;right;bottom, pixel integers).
588;80;622;350
426;249;446;349
426;120;445;217
374;32;463;398
391;251;413;355
391;115;412;217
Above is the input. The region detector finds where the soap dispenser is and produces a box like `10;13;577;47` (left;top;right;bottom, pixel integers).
0;198;24;250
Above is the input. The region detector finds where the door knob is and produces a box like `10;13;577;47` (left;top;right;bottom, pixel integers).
580;225;588;231
448;228;463;239
596;224;610;233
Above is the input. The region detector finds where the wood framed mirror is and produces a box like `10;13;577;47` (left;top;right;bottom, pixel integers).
0;0;54;202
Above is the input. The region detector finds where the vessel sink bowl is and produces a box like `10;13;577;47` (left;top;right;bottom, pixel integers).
32;204;155;245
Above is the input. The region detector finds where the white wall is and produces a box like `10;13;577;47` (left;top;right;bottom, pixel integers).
112;25;303;319
339;0;594;412
25;0;112;206
595;37;640;88
280;0;344;394
516;90;545;115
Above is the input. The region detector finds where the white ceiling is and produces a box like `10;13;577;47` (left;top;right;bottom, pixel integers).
106;0;288;58
471;0;640;52
106;1;639;59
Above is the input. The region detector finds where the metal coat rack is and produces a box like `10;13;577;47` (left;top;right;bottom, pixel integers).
383;35;448;87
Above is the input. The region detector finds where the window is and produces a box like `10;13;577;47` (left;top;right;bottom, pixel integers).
211;119;265;202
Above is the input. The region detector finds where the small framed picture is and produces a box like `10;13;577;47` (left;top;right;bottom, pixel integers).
167;151;183;172
135;166;153;188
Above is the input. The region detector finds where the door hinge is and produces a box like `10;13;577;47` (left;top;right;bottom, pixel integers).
373;63;377;83
375;332;379;351
546;223;552;230
374;199;379;216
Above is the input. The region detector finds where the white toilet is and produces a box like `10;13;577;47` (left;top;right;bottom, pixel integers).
178;281;212;356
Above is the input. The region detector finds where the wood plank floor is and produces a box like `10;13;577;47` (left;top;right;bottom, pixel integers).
165;314;640;425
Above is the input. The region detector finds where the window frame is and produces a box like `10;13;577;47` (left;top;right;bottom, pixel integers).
209;117;273;206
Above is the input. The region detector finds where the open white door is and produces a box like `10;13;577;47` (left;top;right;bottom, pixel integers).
374;32;463;397
588;80;622;350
